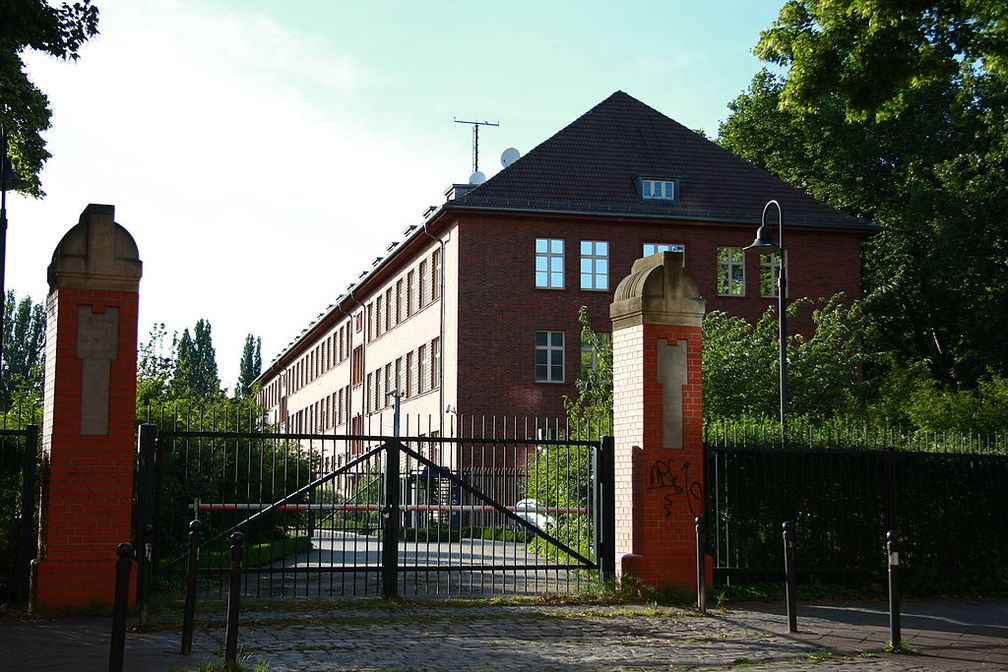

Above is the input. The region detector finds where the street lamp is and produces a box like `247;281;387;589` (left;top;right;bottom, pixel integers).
744;200;788;449
1;124;31;382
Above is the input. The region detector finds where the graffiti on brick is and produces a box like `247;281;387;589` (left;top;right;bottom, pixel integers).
646;459;702;518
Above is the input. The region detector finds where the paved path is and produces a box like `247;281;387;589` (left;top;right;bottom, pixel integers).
1;599;1005;671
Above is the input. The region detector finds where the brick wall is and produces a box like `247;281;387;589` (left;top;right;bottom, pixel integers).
455;212;863;418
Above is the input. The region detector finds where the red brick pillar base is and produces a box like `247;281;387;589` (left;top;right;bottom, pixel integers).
610;251;709;590
31;204;142;610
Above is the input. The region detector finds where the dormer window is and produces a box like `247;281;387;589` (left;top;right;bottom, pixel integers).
640;178;678;202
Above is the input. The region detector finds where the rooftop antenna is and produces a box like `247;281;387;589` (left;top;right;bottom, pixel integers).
454;117;499;175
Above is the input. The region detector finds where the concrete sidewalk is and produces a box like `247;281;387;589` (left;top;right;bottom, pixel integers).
1;599;1004;671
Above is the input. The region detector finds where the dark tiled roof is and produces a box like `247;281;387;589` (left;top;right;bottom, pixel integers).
451;91;873;231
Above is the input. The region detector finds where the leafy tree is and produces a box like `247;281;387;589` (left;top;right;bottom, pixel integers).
169;319;221;398
136;322;175;406
1;0;100;195
1;290;45;410
719;69;1008;389
236;333;261;397
755;0;1008;120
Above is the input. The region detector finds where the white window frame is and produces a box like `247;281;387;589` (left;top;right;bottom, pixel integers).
641;179;677;201
642;242;685;258
579;240;609;291
535;331;564;383
535;238;564;289
760;252;783;298
717;246;746;296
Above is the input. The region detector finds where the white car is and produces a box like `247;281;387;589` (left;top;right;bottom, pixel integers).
513;499;555;530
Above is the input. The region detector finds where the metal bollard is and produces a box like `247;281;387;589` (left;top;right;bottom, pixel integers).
783;521;797;633
181;520;202;655
139;524;154;626
109;542;135;672
887;530;901;650
224;532;244;672
695;516;706;614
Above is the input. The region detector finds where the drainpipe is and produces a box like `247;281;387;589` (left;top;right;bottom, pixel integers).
421;220;446;434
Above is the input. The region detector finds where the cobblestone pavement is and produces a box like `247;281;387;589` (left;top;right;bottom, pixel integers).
1;599;1005;671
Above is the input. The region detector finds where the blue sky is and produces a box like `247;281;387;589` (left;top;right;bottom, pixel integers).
9;0;784;389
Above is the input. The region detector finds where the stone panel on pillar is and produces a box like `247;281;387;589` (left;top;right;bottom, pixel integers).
31;204;142;610
610;251;708;590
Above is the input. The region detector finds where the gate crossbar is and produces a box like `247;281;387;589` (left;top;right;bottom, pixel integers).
397;439;596;568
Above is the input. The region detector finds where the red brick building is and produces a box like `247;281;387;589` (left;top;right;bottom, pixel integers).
256;92;872;452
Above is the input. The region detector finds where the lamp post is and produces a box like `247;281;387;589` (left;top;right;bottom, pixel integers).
1;124;30;381
744;200;787;449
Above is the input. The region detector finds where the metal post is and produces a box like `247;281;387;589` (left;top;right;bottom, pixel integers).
598;435;616;583
135;424;156;613
783;521;797;633
15;424;38;606
109;542;134;672
778;247;788;449
382;432;401;599
696;515;706;614
887;530;901;650
138;524;153;625
224;532;244;672
181;520;202;655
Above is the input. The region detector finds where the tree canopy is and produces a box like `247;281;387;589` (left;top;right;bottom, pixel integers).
236;333;262;398
0;290;45;410
756;0;1008;120
720;38;1008;390
1;0;100;195
169;319;221;399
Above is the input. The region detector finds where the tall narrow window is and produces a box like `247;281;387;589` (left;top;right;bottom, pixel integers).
408;269;417;316
420;259;431;306
431;337;441;390
366;372;373;413
432;249;442;300
760;252;782;298
717;247;745;296
535;331;564;383
580;332;611;380
385;287;394;332
351;345;364;387
535;238;564;288
405;352;414;397
579;240;609;290
396;279;406;324
419;344;429;394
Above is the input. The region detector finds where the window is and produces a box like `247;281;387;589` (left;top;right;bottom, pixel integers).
405;352;414;397
407;270;416;317
580;332;611;380
761;252;783;298
419;344;429;394
420;259;431;306
366;372;374;413
432;249;442;301
643;242;684;257
535;331;564;383
717;247;745;296
535;238;564;288
579;240;609;290
396;279;406;324
431;337;441;390
351;345;364;387
641;178;677;201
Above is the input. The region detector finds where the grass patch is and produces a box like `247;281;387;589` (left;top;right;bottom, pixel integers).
199;536;311;569
884;640;916;654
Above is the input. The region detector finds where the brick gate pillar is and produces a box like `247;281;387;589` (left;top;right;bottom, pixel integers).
610;251;706;589
31;204;142;610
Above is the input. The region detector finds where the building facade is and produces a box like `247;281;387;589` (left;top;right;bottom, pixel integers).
256;92;873;461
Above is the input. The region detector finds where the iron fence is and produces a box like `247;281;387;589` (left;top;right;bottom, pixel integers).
143;407;614;599
0;410;39;605
703;423;1008;594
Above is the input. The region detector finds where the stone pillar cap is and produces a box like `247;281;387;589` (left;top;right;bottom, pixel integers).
47;204;142;293
610;251;705;330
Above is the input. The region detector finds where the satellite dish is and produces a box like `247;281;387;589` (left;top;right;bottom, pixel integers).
469;171;486;185
501;147;521;167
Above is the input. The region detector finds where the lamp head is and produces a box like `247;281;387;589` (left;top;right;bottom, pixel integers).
1;157;30;192
743;223;781;252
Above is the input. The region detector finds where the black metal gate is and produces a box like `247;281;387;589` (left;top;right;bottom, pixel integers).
142;411;615;599
0;422;39;605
